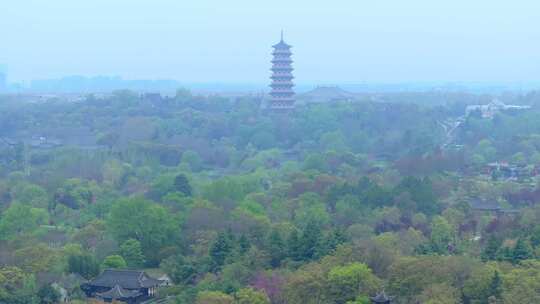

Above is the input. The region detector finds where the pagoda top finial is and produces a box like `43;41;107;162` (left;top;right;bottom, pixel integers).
272;30;291;49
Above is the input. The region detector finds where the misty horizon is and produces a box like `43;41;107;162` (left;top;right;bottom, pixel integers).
2;0;540;84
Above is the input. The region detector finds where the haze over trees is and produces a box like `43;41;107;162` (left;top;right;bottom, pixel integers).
2;90;540;303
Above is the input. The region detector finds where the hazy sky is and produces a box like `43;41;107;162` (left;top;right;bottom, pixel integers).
1;1;539;84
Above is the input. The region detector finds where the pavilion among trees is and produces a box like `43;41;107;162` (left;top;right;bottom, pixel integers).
81;269;162;303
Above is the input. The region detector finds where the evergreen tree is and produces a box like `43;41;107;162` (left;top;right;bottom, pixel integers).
512;238;533;264
120;239;146;268
37;285;60;304
238;234;251;255
163;255;197;285
300;220;322;261
530;225;540;247
481;236;501;262
210;232;233;270
316;228;347;258
495;246;513;263
268;230;285;267
174;174;192;197
67;253;100;279
488;271;503;300
287;229;303;261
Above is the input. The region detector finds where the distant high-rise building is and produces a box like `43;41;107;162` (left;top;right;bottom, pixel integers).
269;31;295;110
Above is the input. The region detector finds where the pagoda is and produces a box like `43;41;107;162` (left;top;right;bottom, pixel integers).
269;31;295;110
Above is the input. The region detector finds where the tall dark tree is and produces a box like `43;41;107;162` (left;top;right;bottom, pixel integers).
512;238;533;264
287;229;303;261
316;228;348;258
162;255;197;285
530;225;540;247
395;176;439;215
174;174;193;197
37;285;60;304
67;253;100;279
120;239;146;268
238;234;251;255
481;236;501;262
300;220;322;261
268;230;285;267
488;271;503;300
209;232;233;270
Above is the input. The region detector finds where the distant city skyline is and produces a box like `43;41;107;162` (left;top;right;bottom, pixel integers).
1;1;540;84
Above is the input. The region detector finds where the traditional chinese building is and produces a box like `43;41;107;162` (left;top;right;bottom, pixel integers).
82;269;162;303
269;31;295;110
370;291;393;304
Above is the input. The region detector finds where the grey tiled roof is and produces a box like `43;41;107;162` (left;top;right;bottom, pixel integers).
88;269;161;289
96;284;141;299
371;291;393;303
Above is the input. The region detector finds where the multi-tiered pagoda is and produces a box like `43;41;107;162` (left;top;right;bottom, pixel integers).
269;31;295;110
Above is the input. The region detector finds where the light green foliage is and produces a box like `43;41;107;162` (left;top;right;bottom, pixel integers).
335;194;363;226
502;261;540;303
5;92;540;303
430;216;454;254
462;266;498;304
182;150;203;172
11;183;48;208
107;198;178;263
474;139;497;163
0;203;48;240
101;255;127;269
302;153;328;172
388;256;482;302
345;296;370;304
294;192;330;227
417;283;460;304
0;266;38;304
195;290;234;304
149;174;177;200
240;149;281;171
250;131;277;150
13;244;60;274
53;178;97;209
235;287;270;304
320;131;348;152
327;263;380;304
102;160;128;187
202;176;260;204
285;263;328;304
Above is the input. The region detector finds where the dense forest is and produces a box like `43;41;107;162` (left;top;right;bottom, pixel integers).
3;90;540;303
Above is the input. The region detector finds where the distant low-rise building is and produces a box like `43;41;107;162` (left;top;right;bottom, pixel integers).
485;161;530;181
468;198;519;218
370;291;393;303
141;92;165;106
82;269;163;303
466;99;531;119
298;86;356;104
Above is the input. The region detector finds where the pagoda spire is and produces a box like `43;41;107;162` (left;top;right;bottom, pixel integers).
268;31;295;110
